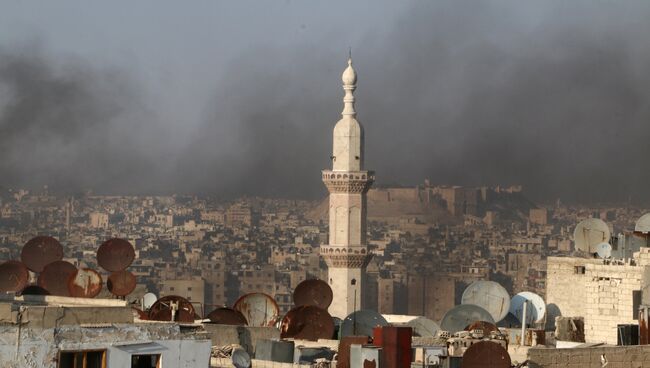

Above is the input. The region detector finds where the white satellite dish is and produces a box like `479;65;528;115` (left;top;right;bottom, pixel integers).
509;292;546;325
635;213;650;234
142;293;158;310
573;218;610;253
461;281;510;322
595;242;612;258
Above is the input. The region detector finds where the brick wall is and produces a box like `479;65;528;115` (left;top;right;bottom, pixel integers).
528;345;650;368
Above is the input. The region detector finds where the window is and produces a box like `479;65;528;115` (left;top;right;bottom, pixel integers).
131;354;161;368
187;287;192;291
169;286;175;291
59;350;106;368
574;266;586;274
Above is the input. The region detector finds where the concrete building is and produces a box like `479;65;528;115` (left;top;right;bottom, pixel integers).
160;277;206;306
88;212;109;229
406;273;456;323
320;58;374;319
546;248;650;344
0;295;211;367
529;208;549;225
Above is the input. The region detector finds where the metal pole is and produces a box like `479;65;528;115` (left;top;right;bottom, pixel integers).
521;301;527;346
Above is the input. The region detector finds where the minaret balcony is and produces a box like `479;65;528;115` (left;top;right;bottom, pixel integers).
321;170;374;194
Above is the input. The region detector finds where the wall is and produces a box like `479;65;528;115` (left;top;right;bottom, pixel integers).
546;256;650;344
528;345;650;368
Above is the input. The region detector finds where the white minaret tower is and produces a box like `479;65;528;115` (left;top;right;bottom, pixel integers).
321;57;374;319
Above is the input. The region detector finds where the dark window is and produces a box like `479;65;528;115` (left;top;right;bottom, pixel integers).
634;290;642;321
131;354;161;368
59;350;105;368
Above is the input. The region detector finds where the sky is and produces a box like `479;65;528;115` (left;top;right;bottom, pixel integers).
1;1;650;204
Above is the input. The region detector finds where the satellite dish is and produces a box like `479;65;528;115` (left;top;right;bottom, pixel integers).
231;348;251;368
595;242;612;259
461;341;511;368
573;218;610;254
19;285;50;296
340;310;388;338
233;293;280;327
635;213;650;233
382;315;440;337
38;260;76;296
21;236;64;272
107;270;137;296
142;293;158;310
440;304;494;333
67;268;103;298
293;279;333;309
280;305;335;340
509;292;546;325
97;238;135;272
149;295;196;323
207;307;248;325
461;281;510;322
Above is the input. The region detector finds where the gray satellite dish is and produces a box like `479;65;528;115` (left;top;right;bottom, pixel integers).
461;281;510;322
595;242;612;258
509;292;546;325
340;310;388;338
635;213;650;234
573;218;611;253
382;315;440;338
231;348;251;368
142;293;157;310
440;304;494;333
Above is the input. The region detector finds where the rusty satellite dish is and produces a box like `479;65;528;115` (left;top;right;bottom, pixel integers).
340;310;388;338
97;238;135;272
132;307;148;320
38;260;77;296
207;307;248;325
440;304;495;333
0;260;29;293
67;268;103;298
149;295;196;323
461;281;510;322
460;341;511;368
573;218;610;254
21;236;64;272
280;305;335;341
19;285;50;296
233;292;280;327
107;270;137;296
293;279;333;309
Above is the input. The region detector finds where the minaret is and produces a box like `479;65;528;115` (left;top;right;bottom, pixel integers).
321;57;374;319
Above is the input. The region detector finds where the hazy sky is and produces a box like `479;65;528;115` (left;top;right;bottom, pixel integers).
1;1;650;203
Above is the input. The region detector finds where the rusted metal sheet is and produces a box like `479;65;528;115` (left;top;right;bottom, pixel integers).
206;307;248;325
38;260;76;296
293;279;333;309
19;285;50;296
107;270;137;296
280;305;335;341
372;326;412;368
337;336;371;368
460;341;511;368
0;260;29;293
233;292;279;327
97;238;135;272
21;236;64;272
67;268;103;298
466;320;499;335
149;295;196;323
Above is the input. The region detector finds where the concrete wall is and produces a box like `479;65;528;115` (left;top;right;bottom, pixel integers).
528;345;650;368
0;323;211;368
546;256;649;344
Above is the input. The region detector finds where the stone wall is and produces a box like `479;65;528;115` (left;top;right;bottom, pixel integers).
528;345;650;368
546;256;650;344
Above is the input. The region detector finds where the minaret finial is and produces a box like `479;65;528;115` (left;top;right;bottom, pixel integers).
341;55;357;118
349;47;352;61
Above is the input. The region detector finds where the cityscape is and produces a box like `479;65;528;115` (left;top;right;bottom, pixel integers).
3;1;650;368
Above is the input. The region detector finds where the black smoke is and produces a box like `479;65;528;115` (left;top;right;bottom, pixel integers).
3;2;650;203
